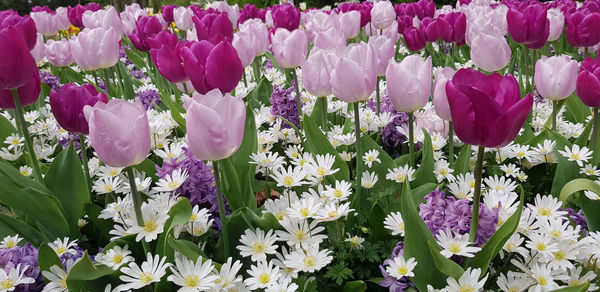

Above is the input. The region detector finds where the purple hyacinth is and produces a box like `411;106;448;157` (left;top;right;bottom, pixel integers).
270;81;300;129
39;71;61;92
379;242;414;291
0;243;44;291
136;88;161;110
565;207;587;235
59;245;85;268
58;132;82;151
419;187;499;246
382;114;409;149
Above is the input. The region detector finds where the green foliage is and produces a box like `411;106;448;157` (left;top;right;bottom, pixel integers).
325;263;354;285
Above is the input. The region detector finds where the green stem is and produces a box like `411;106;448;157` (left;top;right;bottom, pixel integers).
524;46;530;93
292;68;302;118
182;82;189;95
79;134;92;197
552;101;558;131
213;161;229;259
375;77;381;115
265;169;271;200
103;69;112;97
242;69;248;88
125;167;150;253
114;65;125;96
252;58;261;82
468;145;485;244
448;122;454;167
320;97;328;131
408;112;415;168
11;89;43;182
353;102;362;194
591;108;599;152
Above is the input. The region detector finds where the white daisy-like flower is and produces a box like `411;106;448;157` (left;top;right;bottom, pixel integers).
98;166;124;178
558;144;593;166
167;254;218;291
525;232;559;259
283;246;333;273
236;228;279;262
128;205;169;242
443;267;487;292
271;166;307;188
4;134;23;150
532;139;557;163
92;176;123;194
585;190;600;200
339;151;356;162
315;202;353;222
0;235;22;249
323;180;352;201
433;159;454;182
287;197;322;220
383;212;405;236
345;234;365;249
496;271;533;292
119;253;171;290
499;163;520;178
154;169;189;193
244;260;280;290
41;261;74;292
18;166;32;177
305;153;339;181
361;171;379;189
276;217;326;250
436;229;481;258
526;194;567;220
385;165;415;183
48;237;78;257
362;149;381;168
0;264;34;292
95;245;134;270
580;164;600;177
211;257;243;290
530;263;560;291
385;256;417;280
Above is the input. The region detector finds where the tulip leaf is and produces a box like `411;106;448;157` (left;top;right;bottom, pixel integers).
83;204;113;247
558;178;600;203
0;160;69;240
155;198;193;260
412;129;436;187
159;88;186;130
575;118;594;147
228;106;258;211
0;114;16;146
302;114;350;183
579;194;600;232
428;241;464;280
117;62;135;100
38;243;62;274
133;158;158;181
343;280;367;292
453;145;472;175
400;181;448;290
564;95;590;124
470;186;524;276
44;144;90;233
550;282;590;292
66;251;117;292
220;157;256;211
548;130;582;198
125;48;148;71
368;202;391;241
359;133;401;196
0;213;44;247
251;77;273;107
168;236;206;262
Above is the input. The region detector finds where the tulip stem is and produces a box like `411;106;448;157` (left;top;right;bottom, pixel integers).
408;112;415;168
353;102;362;194
242;70;248;88
468;145;485;244
524;46;530;93
125;166;150;254
591;108;599;154
320;97;328;131
292;68;302;118
103;69;112;97
448;122;454;167
552;100;558;131
79;134;92;196
182;82;189;95
252;58;261;82
11;89;43;183
265;169;271;201
212;160;229;260
375;77;381;115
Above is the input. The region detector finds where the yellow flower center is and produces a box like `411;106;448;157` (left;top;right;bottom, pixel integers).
333;190;343;198
537;242;546;251
458;285;476;292
185;275;200;287
139;272;154;283
538;207;552;216
328;211;338;218
252;242;265;253
104;185;114;192
396;174;407;182
144;220;157;233
56;247;67;255
59;278;67;288
295;229;306;240
539;277;547;286
113;254;123;264
109;170;118;176
168;180;178;189
553;250;565;260
5;241;15;248
508;288;520;292
299;207;310;218
258;273;270;285
397;266;408;276
448;243;461;254
275;211;285;220
316;167;326;177
303;256;315;268
0;279;14;289
283;176;294;186
550;230;562;238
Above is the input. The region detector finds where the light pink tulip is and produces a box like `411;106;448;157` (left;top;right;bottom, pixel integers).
330;42;377;103
547;8;564;42
83;99;151;167
271;28;307;68
470;32;511;72
535;55;578;101
302;48;339;97
82;7;124;36
30;33;45;63
173;7;194;31
71;27;120;71
210;1;240;29
239;19;269;56
45;39;73;67
30;11;57;36
314;27;346;50
185;89;246;161
386;55;432;113
55;7;71;31
432;67;456;121
416;107;449;137
340;11;361;39
371;1;395;30
233;31;255;67
368;35;395;76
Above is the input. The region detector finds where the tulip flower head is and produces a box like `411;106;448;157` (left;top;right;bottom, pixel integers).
50;83;108;135
330;42;377;103
534;55;578;101
576;56;600;108
386;55;432;113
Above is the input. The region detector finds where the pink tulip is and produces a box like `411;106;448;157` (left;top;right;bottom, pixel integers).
239;19;268;56
470;32;511;72
340;11;361;39
185;89;246;161
55;7;71;31
314;27;346;50
547;8;564;42
302;48;339;97
30;33;45;63
330;42;377;103
30;11;57;36
83;99;151;167
45;39;73;67
82;7;124;36
173;7;194;30
210;1;241;29
386;55;432;113
432;67;455;121
233;31;256;67
368;35;395;76
534;55;578;101
371;1;395;30
415;107;449;137
271;28;307;68
71;27;120;71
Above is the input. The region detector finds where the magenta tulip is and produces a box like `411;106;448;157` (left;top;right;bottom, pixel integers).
0;27;37;90
419;17;439;42
67;3;100;28
534;55;578;101
83;99;151;167
149;31;188;83
129;16;163;52
437;12;466;44
0;67;40;109
0;12;37;50
50;83;108;134
330;42;377;103
271;28;307;68
403;27;426;52
386;55;432;113
302;49;338;97
162;5;177;23
565;10;600;48
446;68;533;147
181;39;243;94
576;57;600;108
45;39;73;67
271;4;301;31
210;1;241;28
193;11;234;43
371;1;396;30
71;27;120;71
185;89;246;161
506;4;549;49
368;35;395;76
433;67;456;121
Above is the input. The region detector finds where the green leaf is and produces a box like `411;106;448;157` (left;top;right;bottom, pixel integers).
325;263;353;285
412;129;436;187
159;86;186;130
133;158;158;181
559;178;600;203
61;67;85;85
251;77;273;106
44;145;89;233
470;186;525;276
343;280;367;292
550;282;590;292
156;198;193;258
384;183;437;214
168;236;205;262
454;145;472;175
368;203;390;240
302;115;349;183
401;182;448;290
564;95;590;123
359;133;400;196
0;114;16;145
38;243;62;273
84;204;113;246
117;62;135;100
66;251;116;292
220;157;255;211
125;48;148;70
427;241;464;280
575;118;594;147
0;214;45;246
228;106;258;211
579;195;600;232
0;160;69;239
